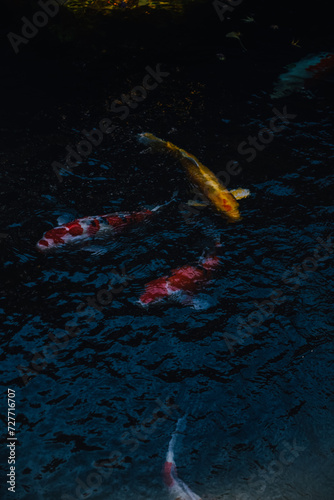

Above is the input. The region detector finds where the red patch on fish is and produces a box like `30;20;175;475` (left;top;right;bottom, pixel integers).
139;254;220;305
221;198;232;211
202;255;220;270
168;266;204;292
44;228;65;239
44;227;68;244
163;461;176;487
66;221;84;236
139;276;169;304
307;53;334;79
124;210;152;224
135;209;152;220
87;219;100;236
104;215;125;228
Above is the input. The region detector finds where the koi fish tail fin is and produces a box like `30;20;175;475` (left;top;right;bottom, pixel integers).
199;246;213;261
199;244;221;271
215;234;223;248
200;241;222;259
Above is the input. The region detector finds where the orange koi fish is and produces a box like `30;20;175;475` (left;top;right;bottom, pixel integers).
138;133;245;222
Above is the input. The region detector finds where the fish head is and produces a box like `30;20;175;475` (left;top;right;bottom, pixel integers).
36;220;86;251
36;238;53;251
36;227;69;251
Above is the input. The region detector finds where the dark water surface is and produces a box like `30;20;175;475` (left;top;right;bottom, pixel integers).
1;9;334;500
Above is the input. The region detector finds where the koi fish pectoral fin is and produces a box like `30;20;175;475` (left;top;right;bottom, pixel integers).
230;188;251;200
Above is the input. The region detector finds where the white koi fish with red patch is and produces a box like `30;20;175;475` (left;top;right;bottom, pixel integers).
139;247;220;306
36;198;174;252
163;417;202;500
271;52;334;98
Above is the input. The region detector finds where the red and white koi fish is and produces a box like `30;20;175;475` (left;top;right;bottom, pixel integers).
271;52;334;98
36;199;173;252
139;248;220;306
164;417;202;500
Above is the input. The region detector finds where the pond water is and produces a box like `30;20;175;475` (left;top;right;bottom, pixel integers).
1;15;333;500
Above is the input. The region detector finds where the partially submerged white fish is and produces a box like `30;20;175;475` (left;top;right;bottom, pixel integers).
163;418;202;500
